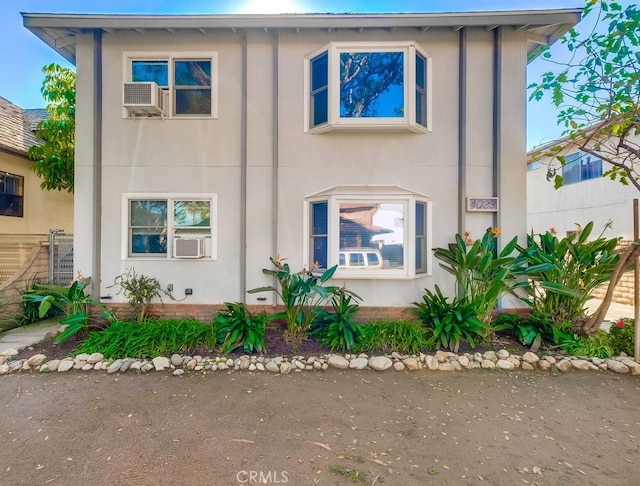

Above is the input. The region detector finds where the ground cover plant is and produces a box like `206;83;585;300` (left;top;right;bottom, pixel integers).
352;319;432;354
74;318;217;359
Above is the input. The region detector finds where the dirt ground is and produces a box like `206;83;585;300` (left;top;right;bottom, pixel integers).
0;370;638;486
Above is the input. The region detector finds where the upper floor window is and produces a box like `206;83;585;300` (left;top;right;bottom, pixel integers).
0;171;24;217
305;42;432;133
305;185;431;278
123;193;217;260
124;52;218;118
562;151;603;185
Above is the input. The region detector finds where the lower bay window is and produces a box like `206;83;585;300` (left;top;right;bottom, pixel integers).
306;185;431;278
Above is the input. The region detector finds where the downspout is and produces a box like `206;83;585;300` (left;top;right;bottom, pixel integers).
457;27;467;235
492;27;502;232
271;32;279;305
240;32;248;302
92;29;103;300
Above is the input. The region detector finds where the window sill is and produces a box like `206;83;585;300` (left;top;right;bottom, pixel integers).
331;270;430;280
308;122;430;135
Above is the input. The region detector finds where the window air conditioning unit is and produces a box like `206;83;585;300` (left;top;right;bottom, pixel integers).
174;237;205;259
123;82;165;116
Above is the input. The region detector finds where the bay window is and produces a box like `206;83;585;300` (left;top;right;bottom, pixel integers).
306;42;432;133
305;185;431;278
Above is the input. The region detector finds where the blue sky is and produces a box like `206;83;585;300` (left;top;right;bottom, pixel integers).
2;0;591;148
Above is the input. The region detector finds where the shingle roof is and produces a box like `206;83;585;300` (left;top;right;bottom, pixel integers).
0;96;42;158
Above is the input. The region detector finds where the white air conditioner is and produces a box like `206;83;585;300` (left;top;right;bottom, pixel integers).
174;237;205;259
123;82;165;116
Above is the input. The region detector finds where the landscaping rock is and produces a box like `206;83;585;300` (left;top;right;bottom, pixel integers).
521;352;539;364
497;359;515;370
496;349;510;359
58;359;74;372
556;359;572;372
171;354;183;367
620;358;640;375
87;353;104;364
0;364;9;375
571;359;590;371
280;362;293;375
0;348;19;357
328;356;350;370
457;356;470;368
606;360;630;374
152;357;171;371
27;354;47;367
425;355;439;371
393;361;405;371
266;360;280;373
107;359;124;374
481;359;496;369
349;357;368;370
368;356;392;371
402;357;419;371
438;362;455;371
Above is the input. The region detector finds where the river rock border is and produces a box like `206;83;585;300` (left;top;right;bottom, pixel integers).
1;348;639;376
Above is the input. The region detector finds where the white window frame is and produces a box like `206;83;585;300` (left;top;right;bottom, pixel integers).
304;42;432;134
303;185;432;279
123;51;219;119
122;193;218;260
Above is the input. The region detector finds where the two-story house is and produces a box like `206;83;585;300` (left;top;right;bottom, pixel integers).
23;10;580;317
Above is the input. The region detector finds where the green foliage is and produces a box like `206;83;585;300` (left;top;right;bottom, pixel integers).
110;267;168;323
433;228;521;323
562;330;616;358
248;256;356;339
22;276;113;343
410;285;488;353
28;64;76;192
493;311;577;351
18;279;64;325
517;222;620;323
213;302;270;354
608;318;634;356
528;1;640;191
353;320;432;354
311;290;363;352
75;318;218;359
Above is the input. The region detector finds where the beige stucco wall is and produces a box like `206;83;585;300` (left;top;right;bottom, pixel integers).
0;151;73;236
72;25;529;308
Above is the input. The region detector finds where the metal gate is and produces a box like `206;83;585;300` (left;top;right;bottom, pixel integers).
49;229;74;286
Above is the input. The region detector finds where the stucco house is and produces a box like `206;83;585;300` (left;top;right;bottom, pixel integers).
0;95;74;283
23;10;580;317
527;132;639;240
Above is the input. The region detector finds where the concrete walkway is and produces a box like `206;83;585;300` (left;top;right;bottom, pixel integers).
0;319;61;355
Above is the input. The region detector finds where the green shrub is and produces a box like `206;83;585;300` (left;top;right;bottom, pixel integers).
22;276;113;343
608;318;634;357
75;318;217;358
433;228;521;323
353;320;432;354
109;267;169;323
213;302;270;354
516;222;620;323
493;311;577;351
311;290;362;352
410;285;488;353
248;256;354;340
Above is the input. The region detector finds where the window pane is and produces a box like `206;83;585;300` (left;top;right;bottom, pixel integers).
581;155;602;181
131;229;167;254
132;60;168;86
311;52;328;91
130;200;167;227
339;51;404;118
340;201;404;270
175;60;211;86
312;89;328;126
416;54;425;88
174;200;211;227
562;152;582;185
415;202;427;273
175;89;212;115
311;201;328;269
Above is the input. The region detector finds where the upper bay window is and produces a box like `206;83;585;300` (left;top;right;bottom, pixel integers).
305;185;432;279
124;52;218;118
306;42;432;133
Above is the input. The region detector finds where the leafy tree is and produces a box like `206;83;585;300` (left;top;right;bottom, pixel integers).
28;63;76;192
529;0;639;190
528;0;640;335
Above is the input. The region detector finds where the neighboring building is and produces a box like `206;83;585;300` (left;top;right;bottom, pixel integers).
23;10;580;315
527;133;639;240
0;96;74;237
